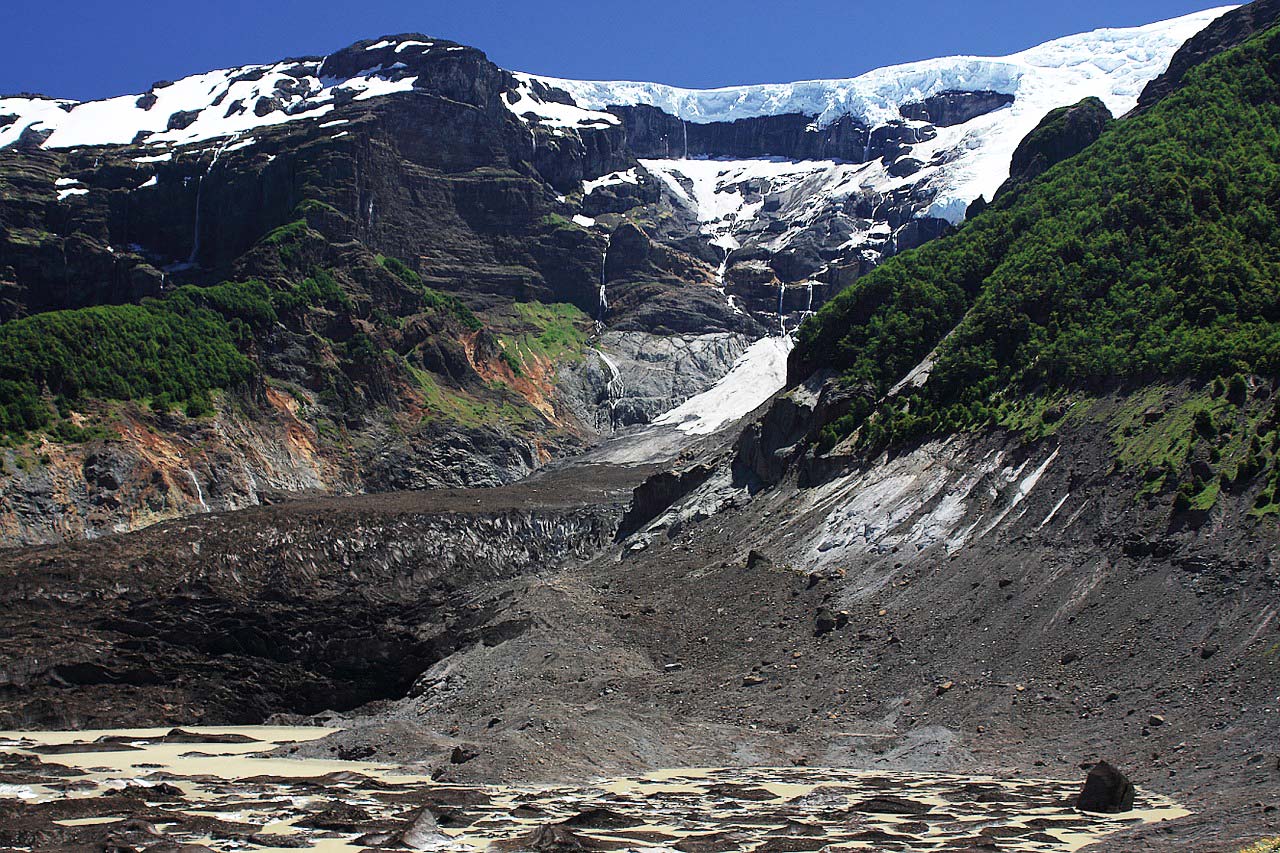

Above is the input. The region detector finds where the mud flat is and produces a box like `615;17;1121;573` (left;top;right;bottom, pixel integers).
0;726;1191;851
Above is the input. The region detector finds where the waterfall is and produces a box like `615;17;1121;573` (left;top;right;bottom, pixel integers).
530;126;537;158
806;281;815;314
715;246;743;315
187;176;206;265
366;197;375;227
187;134;239;266
777;283;787;336
863;128;872;164
597;234;612;325
187;470;210;514
591;347;625;429
682;120;689;159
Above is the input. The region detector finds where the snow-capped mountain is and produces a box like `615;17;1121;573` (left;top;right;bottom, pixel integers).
533;8;1232;221
508;8;1229;326
0;7;1234;334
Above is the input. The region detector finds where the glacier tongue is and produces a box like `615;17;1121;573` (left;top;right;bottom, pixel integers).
653;335;795;436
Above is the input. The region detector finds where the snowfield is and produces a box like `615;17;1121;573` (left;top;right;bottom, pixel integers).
535;9;1233;129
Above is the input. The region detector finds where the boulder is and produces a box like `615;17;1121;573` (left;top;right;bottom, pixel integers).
400;807;450;850
1076;761;1136;813
847;795;932;815
813;608;848;636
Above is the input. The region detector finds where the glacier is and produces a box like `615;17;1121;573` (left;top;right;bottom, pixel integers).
543;7;1235;224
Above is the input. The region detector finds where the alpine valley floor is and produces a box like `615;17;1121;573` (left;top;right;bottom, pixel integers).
0;377;1277;852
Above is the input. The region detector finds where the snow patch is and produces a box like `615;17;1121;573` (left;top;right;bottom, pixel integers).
583;168;640;196
653;335;794;435
504;73;620;131
222;137;256;153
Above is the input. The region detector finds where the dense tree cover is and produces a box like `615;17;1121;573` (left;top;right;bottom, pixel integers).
0;282;270;434
796;26;1280;448
0;248;498;437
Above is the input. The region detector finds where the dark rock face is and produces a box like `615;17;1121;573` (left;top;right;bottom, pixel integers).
1133;1;1280;115
1076;762;1136;813
319;35;505;109
604;223;652;281
994;97;1112;199
606;101;1003;165
612;107;881;162
617;464;715;540
900;90;1014;126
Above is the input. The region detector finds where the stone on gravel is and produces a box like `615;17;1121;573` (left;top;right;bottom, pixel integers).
451;745;481;764
401;807;451;850
297;802;373;830
1076;761;1136;813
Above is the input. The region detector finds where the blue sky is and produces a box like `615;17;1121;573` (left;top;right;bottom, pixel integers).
7;1;1233;102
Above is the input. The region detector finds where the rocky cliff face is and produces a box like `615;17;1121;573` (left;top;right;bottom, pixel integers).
992;97;1113;201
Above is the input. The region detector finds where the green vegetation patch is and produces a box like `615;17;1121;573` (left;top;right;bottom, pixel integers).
377;254;482;331
0;281;269;436
403;358;542;431
495;301;591;373
272;268;353;314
